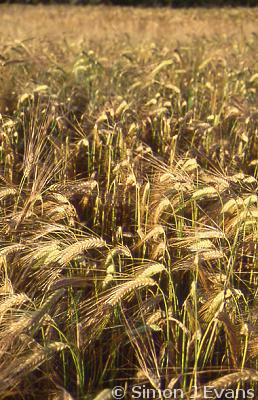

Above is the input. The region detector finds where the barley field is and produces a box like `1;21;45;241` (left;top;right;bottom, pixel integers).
0;5;257;400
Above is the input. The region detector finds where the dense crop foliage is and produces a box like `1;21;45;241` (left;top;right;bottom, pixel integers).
0;5;257;400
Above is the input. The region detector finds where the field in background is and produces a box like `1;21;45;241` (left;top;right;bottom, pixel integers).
0;5;257;44
0;5;257;400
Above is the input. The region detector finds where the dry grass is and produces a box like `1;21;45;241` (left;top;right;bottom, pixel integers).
0;4;257;400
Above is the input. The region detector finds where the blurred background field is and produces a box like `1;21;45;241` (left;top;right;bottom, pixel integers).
0;5;257;44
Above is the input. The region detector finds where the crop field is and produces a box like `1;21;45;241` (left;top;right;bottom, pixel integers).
0;4;257;400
